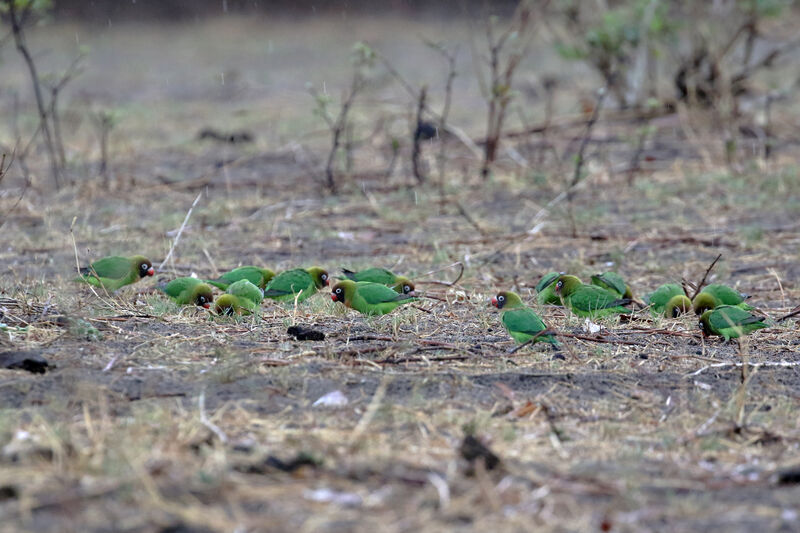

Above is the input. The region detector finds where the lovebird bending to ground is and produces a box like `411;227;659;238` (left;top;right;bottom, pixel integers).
590;271;633;299
341;267;415;294
263;267;329;303
330;280;417;315
554;275;631;318
77;255;154;292
645;283;684;315
215;279;263;315
535;271;563;305
491;291;558;346
693;283;752;314
664;295;692;318
158;277;214;308
699;305;769;340
206;266;275;290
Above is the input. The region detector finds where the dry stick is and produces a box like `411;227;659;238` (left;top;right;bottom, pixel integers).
411;86;427;184
48;52;86;169
686;360;800;377
777;305;800;323
323;79;364;194
159;192;202;272
198;391;228;444
689;253;722;300
454;200;487;236
423;39;459;199
8;2;60;190
375;49;482;159
413;261;464;286
507;329;556;354
478;0;537;178
567;87;607;238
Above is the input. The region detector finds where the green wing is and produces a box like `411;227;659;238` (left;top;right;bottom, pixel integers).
217;266;273;289
591;272;627;297
350;282;416;315
645;283;684;312
535;272;560;293
160;277;202;299
264;269;313;300
569;286;630;316
709;306;767;332
702;284;747;306
343;267;397;284
502;308;557;345
356;282;412;305
82;256;132;280
226;279;263;305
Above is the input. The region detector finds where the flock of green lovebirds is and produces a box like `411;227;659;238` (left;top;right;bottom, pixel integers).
75;254;773;348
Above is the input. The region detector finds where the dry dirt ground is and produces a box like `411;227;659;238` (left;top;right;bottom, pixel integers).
1;14;800;533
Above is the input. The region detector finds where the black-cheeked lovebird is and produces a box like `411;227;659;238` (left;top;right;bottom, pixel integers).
330;280;417;315
77;255;154;292
492;291;558;346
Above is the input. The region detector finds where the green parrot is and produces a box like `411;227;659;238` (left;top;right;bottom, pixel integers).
214;294;257;315
76;255;154;292
590;271;633;299
693;283;752;315
664;295;692;318
535;271;563;306
226;279;263;305
263;267;329;303
554;275;631;318
699;305;769;340
330;280;417;315
341;267;415;294
492;291;558;346
158;277;214;308
692;285;752;315
645;283;684;315
206;266;275;290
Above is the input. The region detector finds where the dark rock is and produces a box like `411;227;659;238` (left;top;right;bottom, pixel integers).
0;351;49;374
460;434;500;471
287;325;325;341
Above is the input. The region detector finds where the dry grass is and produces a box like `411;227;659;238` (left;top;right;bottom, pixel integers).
2;14;800;533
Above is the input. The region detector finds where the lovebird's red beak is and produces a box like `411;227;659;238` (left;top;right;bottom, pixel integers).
325;279;330;286
490;296;498;307
331;293;337;302
147;267;155;276
203;302;210;309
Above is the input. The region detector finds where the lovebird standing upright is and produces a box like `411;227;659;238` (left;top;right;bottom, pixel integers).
158;277;214;308
341;267;415;294
330;280;417;315
263;267;329;303
535;271;563;306
491;291;558;346
554;275;631;318
206;266;275;290
590;271;633;299
215;279;263;314
699;305;769;340
645;283;684;315
76;255;154;292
